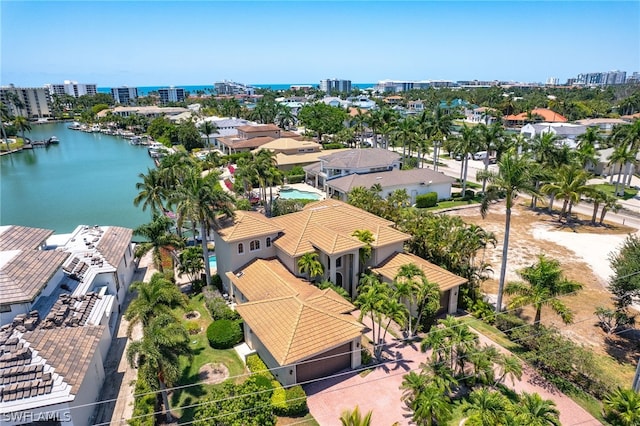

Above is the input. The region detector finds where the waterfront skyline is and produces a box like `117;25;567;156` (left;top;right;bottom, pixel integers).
1;1;639;87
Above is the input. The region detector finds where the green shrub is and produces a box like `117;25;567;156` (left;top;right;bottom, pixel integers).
206;319;243;349
322;143;346;150
463;189;475;200
361;347;372;365
271;385;287;413
452;192;463;199
236;198;252;211
494;313;527;335
287;166;304;176
128;377;156;426
286;174;305;184
416;192;438;208
272;385;308;417
246;354;275;380
206;296;240;321
210;274;223;292
185;321;201;335
318;281;351;301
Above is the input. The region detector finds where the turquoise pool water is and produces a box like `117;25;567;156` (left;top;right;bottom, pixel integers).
279;188;321;200
209;255;217;271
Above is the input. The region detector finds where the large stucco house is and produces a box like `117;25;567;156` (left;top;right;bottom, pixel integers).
214;200;466;386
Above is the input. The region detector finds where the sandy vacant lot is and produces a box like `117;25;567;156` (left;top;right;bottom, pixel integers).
447;202;639;365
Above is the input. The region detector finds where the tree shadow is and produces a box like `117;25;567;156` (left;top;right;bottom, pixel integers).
170;346;209;424
603;327;640;365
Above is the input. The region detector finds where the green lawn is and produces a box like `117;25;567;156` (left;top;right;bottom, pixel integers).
420;197;482;211
453;179;482;189
171;294;247;424
592;183;637;200
0;138;24;152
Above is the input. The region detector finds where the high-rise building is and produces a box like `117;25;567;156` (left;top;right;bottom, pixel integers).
110;87;139;105
574;70;627;86
158;87;186;104
546;77;559;86
214;80;255;96
0;84;52;119
320;79;352;93
45;80;97;98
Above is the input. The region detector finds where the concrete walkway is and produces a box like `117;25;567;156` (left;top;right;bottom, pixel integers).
93;252;154;425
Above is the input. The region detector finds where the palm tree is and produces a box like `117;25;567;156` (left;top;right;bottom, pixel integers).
454;124;480;196
462;388;508;426
198;120;218;149
13;116;31;143
339;406;373;426
494;354;523;386
477;122;504;192
0;102;12;151
352;229;375;270
127;314;192;422
355;274;393;359
134;168;169;214
540;163;592;222
603;387;640;426
600;192;622;224
575;126;602;168
393;263;439;337
478;150;539;313
586;187;608;225
410;383;453;426
505;254;583;326
124;272;186;335
173;169;235;286
133;215;183;271
297;252;324;281
608;143;636;196
511;392;560;426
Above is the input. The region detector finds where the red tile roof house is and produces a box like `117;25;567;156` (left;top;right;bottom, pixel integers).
504;108;568;126
213;200;466;386
0;224;136;425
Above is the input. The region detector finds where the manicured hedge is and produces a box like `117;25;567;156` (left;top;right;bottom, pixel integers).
416;192;438;208
246;354;275;380
127;377;156;426
271;385;308;416
206;319;243;349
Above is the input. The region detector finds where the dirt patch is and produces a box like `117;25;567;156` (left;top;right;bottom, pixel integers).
184;310;201;320
197;363;229;385
447;202;640;363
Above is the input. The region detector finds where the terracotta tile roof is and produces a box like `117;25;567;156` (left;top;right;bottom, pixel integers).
96;226;132;268
229;258;354;314
217;211;283;243
25;326;105;393
217;136;276;149
0;226;54;251
504;108;567;123
0;250;69;304
236;296;363;365
326;168;455;194
237;124;281;133
348;107;369;117
270;200;409;256
280;131;304;139
371;252;467;291
320;148;400;169
255;138;321;152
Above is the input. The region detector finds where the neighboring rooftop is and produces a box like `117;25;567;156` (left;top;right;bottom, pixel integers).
326;168;455;194
217;211;283;243
237;124;281;133
505;108;568;123
0;226;53;251
319;148;401;170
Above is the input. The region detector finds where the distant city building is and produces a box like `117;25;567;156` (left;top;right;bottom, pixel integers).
627;72;640;84
573;70;627;86
375;79;457;92
0;84;52;119
158;86;186;104
45;80;97;98
546;77;559;86
214;80;255;96
456;80;499;88
110;86;139;105
320;78;352;93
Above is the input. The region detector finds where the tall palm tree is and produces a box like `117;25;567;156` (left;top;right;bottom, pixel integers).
134;168;169;214
393;263;439;336
505;254;583;326
0;102;12;151
13;116;31;143
297;252;324;281
511;392;561;426
410;383;453;426
478;150;539;313
454;124;481;196
133;215;183;271
173;169;235;286
127;314;192;422
575;126;602;168
608;143;636;196
462;388;508;426
400;371;428;405
124;272;186;335
339;406;373;426
603;387;640;426
198;120;219;149
540;163;592;222
600;192;622;224
351;229;375;270
355;274;393;359
494;354;523;386
477;123;504;192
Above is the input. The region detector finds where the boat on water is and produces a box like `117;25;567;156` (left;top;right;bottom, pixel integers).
48;136;59;144
68;122;82;130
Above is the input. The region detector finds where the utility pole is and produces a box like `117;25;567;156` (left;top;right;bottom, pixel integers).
633;357;640;392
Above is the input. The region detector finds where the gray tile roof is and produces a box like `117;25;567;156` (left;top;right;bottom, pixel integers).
326;168;454;194
320;148;400;169
95;226;132;268
0;226;54;251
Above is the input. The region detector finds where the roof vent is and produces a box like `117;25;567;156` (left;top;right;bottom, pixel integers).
236;271;244;278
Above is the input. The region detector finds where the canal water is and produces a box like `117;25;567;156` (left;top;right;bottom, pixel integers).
1;123;156;233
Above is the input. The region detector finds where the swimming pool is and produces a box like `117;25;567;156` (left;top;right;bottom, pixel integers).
208;255;217;271
279;189;321;200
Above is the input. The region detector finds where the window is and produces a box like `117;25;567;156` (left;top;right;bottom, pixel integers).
266;237;272;248
0;305;11;313
238;243;244;254
250;240;260;251
335;257;342;268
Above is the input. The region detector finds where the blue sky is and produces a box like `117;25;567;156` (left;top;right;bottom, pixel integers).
2;1;638;87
